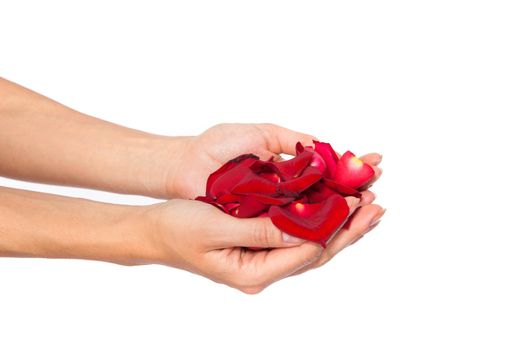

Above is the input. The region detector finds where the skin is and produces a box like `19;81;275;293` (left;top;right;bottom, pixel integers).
0;77;384;293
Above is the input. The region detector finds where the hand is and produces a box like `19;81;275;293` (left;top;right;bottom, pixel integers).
169;123;317;199
146;197;359;293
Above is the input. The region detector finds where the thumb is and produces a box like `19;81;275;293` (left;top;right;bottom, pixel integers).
223;217;305;249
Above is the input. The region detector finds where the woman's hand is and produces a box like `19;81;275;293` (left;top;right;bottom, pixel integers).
145;197;365;293
168;123;382;200
168;123;317;199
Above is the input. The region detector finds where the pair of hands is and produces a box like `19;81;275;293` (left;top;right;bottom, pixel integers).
149;123;384;294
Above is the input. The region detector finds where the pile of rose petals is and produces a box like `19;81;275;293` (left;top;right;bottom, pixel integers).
195;141;375;247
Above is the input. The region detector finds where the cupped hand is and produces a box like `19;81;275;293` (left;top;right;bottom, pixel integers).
147;198;353;293
159;123;385;288
169;123;316;199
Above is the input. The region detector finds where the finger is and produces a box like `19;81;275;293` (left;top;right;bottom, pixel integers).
220;216;306;249
322;204;385;263
372;166;382;181
359;190;376;206
291;204;385;276
360;153;382;166
360;166;382;190
250;241;323;287
258;123;317;155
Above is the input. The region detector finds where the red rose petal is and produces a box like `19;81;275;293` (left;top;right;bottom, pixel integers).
231;171;278;195
248;193;295;206
313;141;339;178
323;178;362;198
233;196;269;218
295;141;305;154
277;166;322;196
268;194;350;247
207;154;259;198
271;150;313;180
195;195;228;213
304;182;340;203
259;172;281;184
216;193;243;204
296;142;327;174
333;151;375;188
224;202;241;214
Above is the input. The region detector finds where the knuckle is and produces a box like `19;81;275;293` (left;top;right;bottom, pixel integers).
252;222;276;247
299;247;323;268
259;122;277;130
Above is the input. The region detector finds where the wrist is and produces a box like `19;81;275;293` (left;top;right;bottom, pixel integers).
138;135;193;199
107;204;163;266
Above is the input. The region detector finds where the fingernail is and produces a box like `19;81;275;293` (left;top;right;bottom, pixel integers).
370;208;386;227
282;232;304;244
364;220;381;234
348;196;360;208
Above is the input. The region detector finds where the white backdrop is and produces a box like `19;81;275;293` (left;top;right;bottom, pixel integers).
1;1;524;349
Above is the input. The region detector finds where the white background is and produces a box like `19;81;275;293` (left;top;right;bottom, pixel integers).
1;0;524;349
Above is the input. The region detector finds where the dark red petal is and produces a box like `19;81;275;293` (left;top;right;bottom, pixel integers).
231;171;278;195
271;150;314;180
233;196;269;218
295;141;305;154
333;151;375;188
260;172;281;183
251;151;314;182
277;166;322;196
216;193;243;204
296;142;314;155
268;194;350;247
304;182;339;203
195;196;228;213
323;178;362;198
313;141;339;178
247;193;295;206
207;154;259;198
249;161;284;183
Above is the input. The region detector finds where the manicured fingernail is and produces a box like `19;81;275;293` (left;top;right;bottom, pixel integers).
348;197;360;208
364;220;381;234
282;232;304;244
370;208;386;227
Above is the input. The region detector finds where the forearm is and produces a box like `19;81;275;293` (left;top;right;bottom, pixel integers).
0;77;189;198
0;186;158;265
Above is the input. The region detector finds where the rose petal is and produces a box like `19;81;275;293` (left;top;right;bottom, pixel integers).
271;150;313;180
207;154;259;198
295;141;305;154
233;196;269;218
195;196;228;213
277;166;323;196
304;182;340;203
231;171;279;195
313;141;339;178
297;142;326;174
323;178;362;198
216;193;243;204
248;193;296;206
268;194;350;247
334;151;375;189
